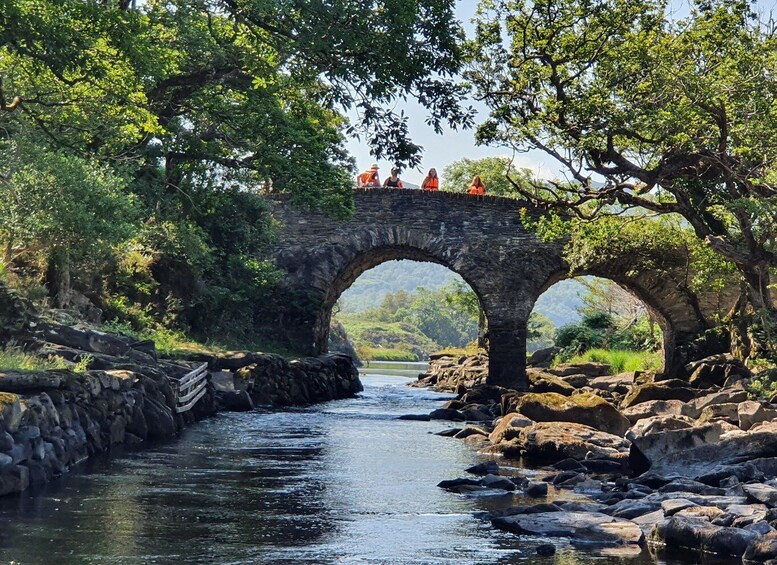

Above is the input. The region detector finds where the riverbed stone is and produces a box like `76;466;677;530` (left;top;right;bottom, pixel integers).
628;415;695;438
630;421;777;478
502;392;630;437
743;531;777;562
739;400;777;431
493;511;643;545
743;484;777;508
488;413;534;443
517;421;630;462
650;515;758;556
621;384;696;409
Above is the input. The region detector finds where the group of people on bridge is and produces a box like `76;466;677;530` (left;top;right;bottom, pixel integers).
357;164;486;195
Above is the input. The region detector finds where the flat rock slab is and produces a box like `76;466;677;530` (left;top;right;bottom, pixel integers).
742;483;777;507
492;511;644;545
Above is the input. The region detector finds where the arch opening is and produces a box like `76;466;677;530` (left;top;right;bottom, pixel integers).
528;275;669;375
324;257;488;363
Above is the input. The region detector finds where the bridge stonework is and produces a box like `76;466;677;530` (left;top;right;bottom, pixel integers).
269;190;728;390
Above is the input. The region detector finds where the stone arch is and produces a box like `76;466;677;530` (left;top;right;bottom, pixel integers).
301;230;497;357
532;258;713;376
532;273;674;373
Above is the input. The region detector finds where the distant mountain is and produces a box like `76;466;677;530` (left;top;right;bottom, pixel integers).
338;259;586;328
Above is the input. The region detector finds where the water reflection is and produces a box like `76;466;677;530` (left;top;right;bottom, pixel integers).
0;374;736;564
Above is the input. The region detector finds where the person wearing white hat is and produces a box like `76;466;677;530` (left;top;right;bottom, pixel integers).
357;164;381;188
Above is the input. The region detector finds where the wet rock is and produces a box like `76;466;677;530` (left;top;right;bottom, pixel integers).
438;478;481;490
604;499;660;519
650;515;758;556
454;426;488;439
482;474;517;491
525;481;549;497
429;408;465;421
536;543;556;556
217;390;254;412
502;392;630;437
581;458;623;474
435;428;462;437
493;511;643;545
553;458;587;472
465;461;499;475
397;414;431;421
142;397;176;440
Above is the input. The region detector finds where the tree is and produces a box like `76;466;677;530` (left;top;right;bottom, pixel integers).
469;0;777;359
442;156;534;195
0;136;138;306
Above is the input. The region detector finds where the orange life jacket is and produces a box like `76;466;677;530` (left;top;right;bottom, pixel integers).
423;177;439;190
358;171;378;187
468;185;485;195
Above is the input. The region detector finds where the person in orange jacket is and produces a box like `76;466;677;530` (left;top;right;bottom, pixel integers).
357;164;380;188
467;175;486;195
383;167;404;188
421;168;439;190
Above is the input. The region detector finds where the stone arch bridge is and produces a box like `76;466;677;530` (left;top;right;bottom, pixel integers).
268;190;728;390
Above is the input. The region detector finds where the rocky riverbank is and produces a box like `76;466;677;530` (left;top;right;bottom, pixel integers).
410;352;777;561
0;300;362;497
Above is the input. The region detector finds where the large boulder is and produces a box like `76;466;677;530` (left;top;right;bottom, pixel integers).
503;392;630;437
621;399;687;424
492;511;643;545
527;370;575;395
628;415;695;438
516;421;630;462
489;413;534;443
738;400;777;431
650;516;758;557
621;383;696;409
630;421;777;478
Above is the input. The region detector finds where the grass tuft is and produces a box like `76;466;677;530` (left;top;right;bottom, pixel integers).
565;348;662;374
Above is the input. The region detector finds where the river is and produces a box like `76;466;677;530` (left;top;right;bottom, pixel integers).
0;369;732;564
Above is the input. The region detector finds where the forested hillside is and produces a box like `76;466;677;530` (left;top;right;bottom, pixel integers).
339;260;585;327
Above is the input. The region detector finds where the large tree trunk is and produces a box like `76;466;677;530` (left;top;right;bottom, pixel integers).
732;264;777;362
46;248;71;309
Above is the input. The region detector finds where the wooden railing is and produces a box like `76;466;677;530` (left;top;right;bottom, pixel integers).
174;362;208;413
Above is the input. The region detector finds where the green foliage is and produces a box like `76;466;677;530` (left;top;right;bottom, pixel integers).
0;137;138;261
747;370;777;400
441;156;534;195
564;349;663;374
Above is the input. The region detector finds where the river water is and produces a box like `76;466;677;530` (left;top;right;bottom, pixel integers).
0;370;732;564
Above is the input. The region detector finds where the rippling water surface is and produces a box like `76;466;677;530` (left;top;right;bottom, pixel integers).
0;373;733;564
